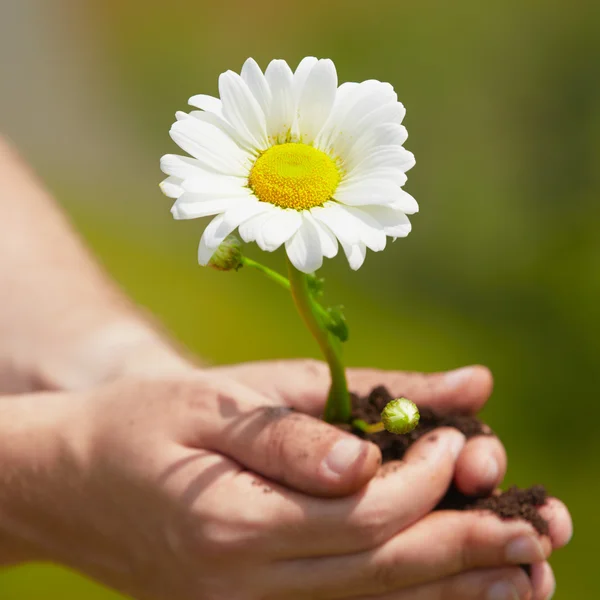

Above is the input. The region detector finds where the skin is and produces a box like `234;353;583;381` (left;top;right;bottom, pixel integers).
0;137;571;599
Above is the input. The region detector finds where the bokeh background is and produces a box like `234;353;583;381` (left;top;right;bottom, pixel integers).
1;0;598;597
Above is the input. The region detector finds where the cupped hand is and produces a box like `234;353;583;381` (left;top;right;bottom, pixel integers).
212;359;507;496
0;366;570;600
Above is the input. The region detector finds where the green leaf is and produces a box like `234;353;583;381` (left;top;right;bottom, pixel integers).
307;274;325;298
325;305;349;342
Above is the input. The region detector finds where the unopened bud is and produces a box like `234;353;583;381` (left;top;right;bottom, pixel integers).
381;398;420;435
209;235;243;271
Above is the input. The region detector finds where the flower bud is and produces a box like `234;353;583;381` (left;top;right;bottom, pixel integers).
381;398;420;435
209;235;243;271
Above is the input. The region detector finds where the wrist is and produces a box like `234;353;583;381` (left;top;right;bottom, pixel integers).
32;319;197;392
0;392;72;566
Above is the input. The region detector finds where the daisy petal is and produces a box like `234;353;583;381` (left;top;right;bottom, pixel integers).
346;124;413;169
260;209;303;251
292;56;318;102
169;118;250;176
341;241;367;270
285;215;324;273
172;196;247;220
180;176;249;196
342;206;387;251
390;190;419;215
297;59;338;144
334;102;406;158
188;94;223;115
241;58;272;117
311;202;361;246
189;110;257;153
161;154;214;180
198;201;270;264
159;176;184;199
362;205;412;237
265;59;295;143
219;70;268;150
305;212;338;258
238;205;279;248
335;178;402;207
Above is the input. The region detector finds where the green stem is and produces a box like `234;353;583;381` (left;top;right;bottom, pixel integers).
352;419;385;434
286;258;351;423
242;257;333;327
241;257;291;291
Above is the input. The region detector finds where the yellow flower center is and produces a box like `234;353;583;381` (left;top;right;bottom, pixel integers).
248;143;341;211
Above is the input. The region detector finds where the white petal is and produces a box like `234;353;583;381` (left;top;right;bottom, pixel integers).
161;154;213;179
181;176;250;196
335;178;402;207
241;58;272;117
341;241;367;270
362;205;412;237
311;202;360;245
172;196;246;220
188;94;223;115
238;205;279;248
285;216;324;274
296;59;338;144
169;118;250;176
159;176;184;199
265;59;295;143
219;70;269;150
292;57;318;101
341;206;386;251
198;201;271;264
389;190;419;215
347;145;410;177
345;124;413;169
345;167;407;187
304;212;338;258
316;80;396;150
333;102;406;158
189;110;258;154
259;209;303;250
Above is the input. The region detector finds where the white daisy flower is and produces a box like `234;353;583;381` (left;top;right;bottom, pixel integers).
160;57;417;274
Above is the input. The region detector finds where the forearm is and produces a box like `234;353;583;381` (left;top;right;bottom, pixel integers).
0;137;191;393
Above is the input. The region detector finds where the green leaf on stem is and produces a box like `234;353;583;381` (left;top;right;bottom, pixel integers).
325;305;349;342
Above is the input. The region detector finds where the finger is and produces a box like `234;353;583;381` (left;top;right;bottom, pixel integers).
212;360;504;496
180;375;381;497
530;562;556;600
186;428;466;558
454;435;507;495
282;510;552;598
538;497;573;549
210;359;494;417
352;567;532;600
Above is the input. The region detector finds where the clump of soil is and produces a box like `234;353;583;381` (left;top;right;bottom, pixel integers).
352;386;549;535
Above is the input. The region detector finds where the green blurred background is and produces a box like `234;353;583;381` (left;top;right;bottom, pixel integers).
1;0;598;597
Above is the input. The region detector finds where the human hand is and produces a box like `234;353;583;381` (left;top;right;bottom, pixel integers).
0;365;571;599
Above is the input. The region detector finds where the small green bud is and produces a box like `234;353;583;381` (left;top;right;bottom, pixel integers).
325;305;349;342
208;235;243;271
381;398;420;435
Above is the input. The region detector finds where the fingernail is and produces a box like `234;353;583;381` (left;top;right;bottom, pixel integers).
444;367;473;389
487;581;520;600
321;437;366;478
505;536;546;564
446;431;466;459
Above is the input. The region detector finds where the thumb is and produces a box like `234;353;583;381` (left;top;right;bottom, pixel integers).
187;376;381;498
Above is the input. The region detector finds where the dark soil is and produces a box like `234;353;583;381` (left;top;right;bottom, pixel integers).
352;386;549;536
